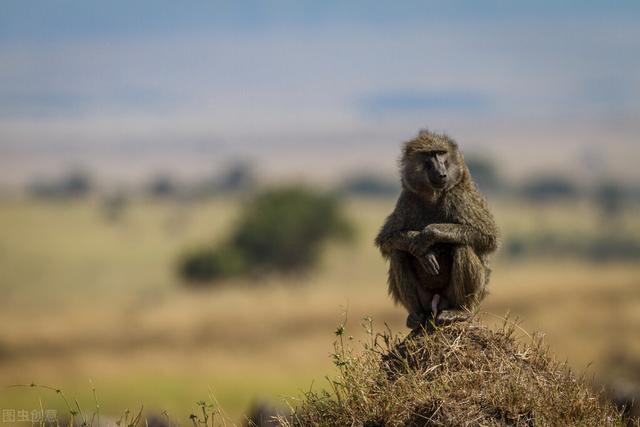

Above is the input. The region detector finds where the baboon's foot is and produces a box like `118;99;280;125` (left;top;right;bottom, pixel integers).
435;309;470;325
407;312;440;333
406;312;427;330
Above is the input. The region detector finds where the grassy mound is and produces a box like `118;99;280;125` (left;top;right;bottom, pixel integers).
282;319;625;426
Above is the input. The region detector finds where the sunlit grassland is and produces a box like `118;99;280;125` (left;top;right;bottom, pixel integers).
0;196;638;422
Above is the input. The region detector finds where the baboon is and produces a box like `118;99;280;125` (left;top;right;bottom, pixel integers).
375;130;498;329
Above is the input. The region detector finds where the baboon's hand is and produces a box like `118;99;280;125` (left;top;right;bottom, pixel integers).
407;230;435;258
420;252;440;275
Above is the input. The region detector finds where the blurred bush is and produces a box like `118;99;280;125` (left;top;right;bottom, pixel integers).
180;245;248;281
217;162;256;194
465;156;501;194
504;232;640;262
520;175;579;201
179;186;354;285
26;168;93;199
338;174;399;198
146;174;180;198
594;180;626;218
192;162;256;199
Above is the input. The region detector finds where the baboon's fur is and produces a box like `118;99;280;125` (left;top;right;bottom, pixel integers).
375;130;498;326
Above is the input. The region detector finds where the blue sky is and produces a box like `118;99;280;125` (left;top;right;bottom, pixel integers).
2;1;639;41
0;1;639;183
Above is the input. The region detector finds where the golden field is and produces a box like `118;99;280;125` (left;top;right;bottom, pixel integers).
0;196;638;423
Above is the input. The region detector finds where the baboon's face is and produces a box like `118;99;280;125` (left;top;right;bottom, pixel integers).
403;147;463;194
423;151;450;190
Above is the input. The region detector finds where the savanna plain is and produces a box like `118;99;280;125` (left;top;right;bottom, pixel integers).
0;196;638;423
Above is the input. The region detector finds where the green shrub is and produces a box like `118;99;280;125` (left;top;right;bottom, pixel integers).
179;246;247;284
179;186;353;283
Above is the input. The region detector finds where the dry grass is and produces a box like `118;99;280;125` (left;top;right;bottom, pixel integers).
283;319;626;426
0;196;638;422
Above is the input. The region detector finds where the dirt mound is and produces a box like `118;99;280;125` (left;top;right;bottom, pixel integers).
283;320;625;426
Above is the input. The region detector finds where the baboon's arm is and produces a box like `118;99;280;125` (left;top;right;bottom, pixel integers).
424;223;497;253
376;229;420;256
375;192;421;256
425;185;499;254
